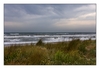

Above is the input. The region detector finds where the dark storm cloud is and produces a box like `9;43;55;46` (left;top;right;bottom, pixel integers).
4;4;96;32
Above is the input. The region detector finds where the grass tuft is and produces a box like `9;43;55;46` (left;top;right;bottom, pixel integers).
36;39;44;46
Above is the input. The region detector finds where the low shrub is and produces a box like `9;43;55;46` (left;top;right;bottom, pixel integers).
78;45;87;55
36;39;44;45
67;39;81;52
53;51;66;64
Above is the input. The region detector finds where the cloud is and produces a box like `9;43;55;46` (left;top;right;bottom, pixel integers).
74;5;96;11
4;4;96;32
78;12;96;19
54;11;96;31
54;18;95;32
52;4;96;31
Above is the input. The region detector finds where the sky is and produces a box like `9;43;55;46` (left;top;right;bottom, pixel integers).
4;4;96;32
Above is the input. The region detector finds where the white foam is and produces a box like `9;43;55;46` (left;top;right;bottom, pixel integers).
4;35;32;38
4;34;96;38
10;39;21;42
91;38;96;40
80;37;89;40
4;34;96;46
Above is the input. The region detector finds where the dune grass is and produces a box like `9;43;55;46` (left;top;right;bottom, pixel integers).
4;39;96;65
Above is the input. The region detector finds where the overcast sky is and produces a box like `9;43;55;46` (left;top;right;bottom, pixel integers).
4;4;96;32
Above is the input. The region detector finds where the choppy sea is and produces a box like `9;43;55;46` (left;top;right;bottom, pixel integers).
4;32;96;46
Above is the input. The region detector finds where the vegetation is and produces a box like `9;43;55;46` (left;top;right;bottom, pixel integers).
4;39;96;65
36;39;44;45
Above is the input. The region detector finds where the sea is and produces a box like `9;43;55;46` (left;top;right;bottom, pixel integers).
4;32;96;46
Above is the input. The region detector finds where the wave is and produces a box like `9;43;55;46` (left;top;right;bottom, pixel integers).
4;39;21;42
4;37;96;46
4;34;96;38
10;33;19;36
4;34;96;46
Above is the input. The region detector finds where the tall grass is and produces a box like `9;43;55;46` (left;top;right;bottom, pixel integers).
4;46;48;65
4;39;96;65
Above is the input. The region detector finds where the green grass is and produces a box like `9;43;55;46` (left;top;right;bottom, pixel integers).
4;39;96;65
